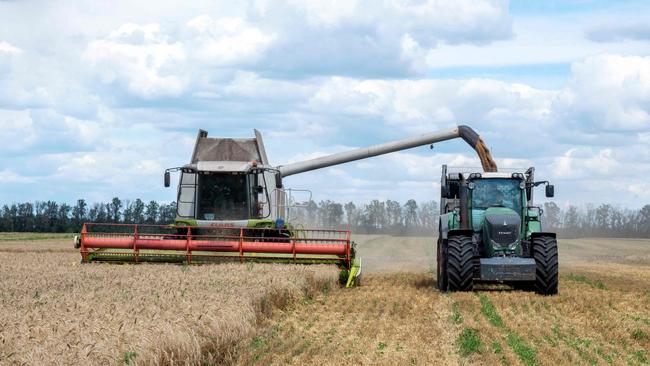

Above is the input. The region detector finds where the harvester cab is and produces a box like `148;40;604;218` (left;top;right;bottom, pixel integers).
163;129;285;229
437;166;558;295
76;124;500;288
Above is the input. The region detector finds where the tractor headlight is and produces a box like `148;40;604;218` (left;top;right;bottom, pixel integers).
490;239;519;250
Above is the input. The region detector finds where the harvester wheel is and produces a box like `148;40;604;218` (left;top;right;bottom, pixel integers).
446;235;474;292
532;236;558;295
436;237;448;291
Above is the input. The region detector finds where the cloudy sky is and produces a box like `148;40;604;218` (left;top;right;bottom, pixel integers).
1;0;650;208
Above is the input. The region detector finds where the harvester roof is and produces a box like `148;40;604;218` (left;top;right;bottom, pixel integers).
191;129;269;165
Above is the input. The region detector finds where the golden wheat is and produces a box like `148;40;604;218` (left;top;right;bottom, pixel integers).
0;237;338;365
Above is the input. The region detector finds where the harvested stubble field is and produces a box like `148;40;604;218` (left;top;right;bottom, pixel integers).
0;233;338;365
1;234;649;366
239;235;650;366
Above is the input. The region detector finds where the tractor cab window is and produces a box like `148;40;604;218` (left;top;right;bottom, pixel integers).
470;178;522;211
197;173;249;220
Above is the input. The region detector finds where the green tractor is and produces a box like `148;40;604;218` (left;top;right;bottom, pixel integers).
437;166;558;295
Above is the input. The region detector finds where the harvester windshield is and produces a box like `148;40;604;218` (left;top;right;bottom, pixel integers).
471;178;522;211
197;173;251;220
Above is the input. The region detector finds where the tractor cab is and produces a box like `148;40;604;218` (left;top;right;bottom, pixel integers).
466;172;527;256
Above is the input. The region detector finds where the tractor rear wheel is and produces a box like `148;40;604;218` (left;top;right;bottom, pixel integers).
446;235;474;291
532;236;558;295
436;237;448;291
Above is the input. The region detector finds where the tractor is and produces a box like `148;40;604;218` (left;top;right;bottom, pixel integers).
437;166;558;295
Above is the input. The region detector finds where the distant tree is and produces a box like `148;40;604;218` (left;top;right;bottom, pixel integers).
16;202;34;232
386;200;402;229
404;199;418;229
132;199;145;224
319;200;343;227
109;197;123;223
344;202;358;229
71;199;87;231
145;201;159;224
639;205;650;237
158;202;177;224
43;201;59;232
365;200;386;230
0;205;11;231
418;200;438;232
122;200;133;224
88;203;99;223
57;204;71;232
543;202;561;231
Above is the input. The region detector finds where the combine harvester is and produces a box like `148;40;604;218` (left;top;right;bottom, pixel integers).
76;125;497;287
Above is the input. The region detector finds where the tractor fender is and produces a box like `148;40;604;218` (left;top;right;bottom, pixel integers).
439;216;449;239
530;232;556;239
447;229;474;238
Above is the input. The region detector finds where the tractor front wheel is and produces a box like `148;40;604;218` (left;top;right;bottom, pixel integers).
532;236;559;295
446;235;474;292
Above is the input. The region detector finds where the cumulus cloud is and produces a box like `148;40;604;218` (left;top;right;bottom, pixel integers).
0;41;22;55
555;55;650;130
587;21;650;42
185;15;275;66
84;23;188;99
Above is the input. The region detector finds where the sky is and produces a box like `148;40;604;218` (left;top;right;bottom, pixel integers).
1;0;650;208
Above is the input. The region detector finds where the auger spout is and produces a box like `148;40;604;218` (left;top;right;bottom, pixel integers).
277;125;497;178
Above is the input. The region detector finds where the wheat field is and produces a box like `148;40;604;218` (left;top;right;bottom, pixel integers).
0;234;338;365
238;235;650;366
1;234;648;365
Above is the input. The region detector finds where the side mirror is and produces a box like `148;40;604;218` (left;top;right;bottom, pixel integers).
275;172;283;189
545;184;554;198
164;171;171;188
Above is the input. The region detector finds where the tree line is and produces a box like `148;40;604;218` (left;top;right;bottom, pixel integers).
541;202;650;238
1;197;650;238
0;198;177;233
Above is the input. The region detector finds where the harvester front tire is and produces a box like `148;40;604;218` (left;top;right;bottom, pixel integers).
436;237;448;291
446;235;474;292
532;236;558;295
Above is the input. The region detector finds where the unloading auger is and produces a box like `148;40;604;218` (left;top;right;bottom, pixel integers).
75;125;497;287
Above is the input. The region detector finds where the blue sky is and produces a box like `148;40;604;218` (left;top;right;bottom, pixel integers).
1;0;650;208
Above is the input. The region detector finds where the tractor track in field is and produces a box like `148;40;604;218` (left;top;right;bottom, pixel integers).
236;236;650;366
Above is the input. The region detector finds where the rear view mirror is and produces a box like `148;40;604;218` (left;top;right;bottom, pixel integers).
253;185;264;194
545;184;554;198
441;185;450;198
164;171;171;187
275;172;283;189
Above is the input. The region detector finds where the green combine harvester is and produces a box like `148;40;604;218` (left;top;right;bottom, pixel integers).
437;166;558;295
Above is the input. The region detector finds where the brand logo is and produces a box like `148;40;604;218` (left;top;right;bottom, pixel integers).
498;231;511;235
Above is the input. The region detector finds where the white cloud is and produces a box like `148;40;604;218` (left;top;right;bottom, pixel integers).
553;148;620;180
0;169;34;183
84;23;188;98
587;20;650;42
307;76;555;134
0;41;22;55
556;55;650;130
186;15;275;66
0;110;36;152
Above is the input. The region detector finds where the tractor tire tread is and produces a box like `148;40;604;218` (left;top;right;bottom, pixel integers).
447;235;474;291
532;236;559;295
